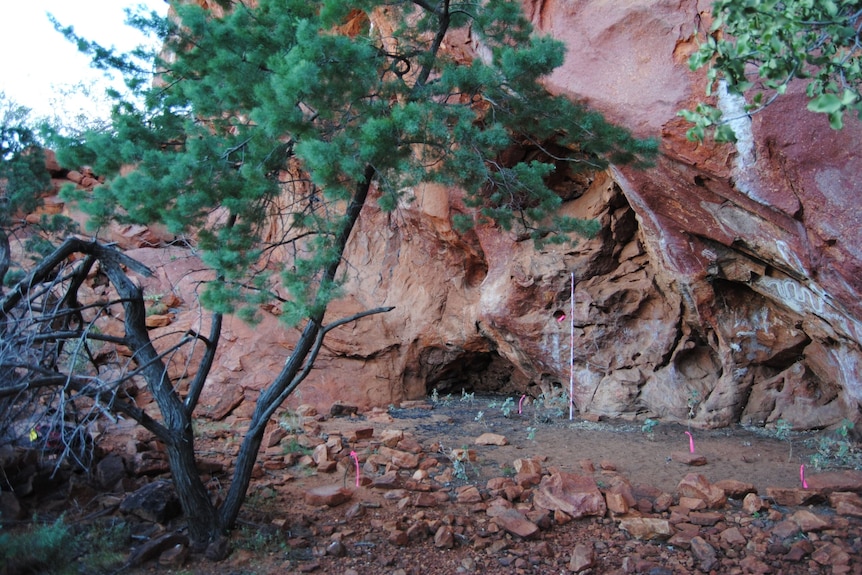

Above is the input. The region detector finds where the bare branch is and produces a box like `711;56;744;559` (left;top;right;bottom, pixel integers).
322;306;396;335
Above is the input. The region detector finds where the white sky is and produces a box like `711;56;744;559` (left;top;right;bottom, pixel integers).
0;0;168;122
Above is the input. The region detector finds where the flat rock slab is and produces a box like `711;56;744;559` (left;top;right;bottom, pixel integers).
492;508;539;539
304;485;353;507
126;533;189;568
475;433;509;446
806;470;862;494
715;479;757;499
619;517;673;541
204;385;245;421
671;451;708;466
790;509;831;532
766;486;823;507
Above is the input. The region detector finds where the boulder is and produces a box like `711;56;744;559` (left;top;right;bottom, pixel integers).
96;454;127;489
491;508;540;539
532;472;607;519
119;480;181;523
677;474;727;509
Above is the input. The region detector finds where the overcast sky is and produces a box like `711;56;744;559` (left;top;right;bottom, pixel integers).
0;0;168;121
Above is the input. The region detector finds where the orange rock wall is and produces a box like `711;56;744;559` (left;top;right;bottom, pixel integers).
100;1;862;430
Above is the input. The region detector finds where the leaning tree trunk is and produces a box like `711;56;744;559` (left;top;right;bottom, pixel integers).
98;253;221;548
216;164;377;532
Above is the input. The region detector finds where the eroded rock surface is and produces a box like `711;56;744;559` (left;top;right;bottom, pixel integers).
45;0;862;431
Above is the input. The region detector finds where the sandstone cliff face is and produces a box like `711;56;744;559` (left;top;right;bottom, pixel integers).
99;0;862;430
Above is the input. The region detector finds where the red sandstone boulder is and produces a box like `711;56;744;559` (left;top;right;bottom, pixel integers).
533;472;607;519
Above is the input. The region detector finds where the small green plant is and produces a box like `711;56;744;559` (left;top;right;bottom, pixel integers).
0;516;78;575
810;419;861;470
452;458;469;481
245;486;279;513
78;518;130;573
474;410;487;428
234;525;286;553
687;389;700;418
460;389;476;405
500;397;515;418
143;292;168;316
774;418;794;462
526;426;537;441
530;392;566;424
283;436;313;457
686;389;701;432
444;445;476;482
278;410;303;433
431;391;454;407
641;418;658;439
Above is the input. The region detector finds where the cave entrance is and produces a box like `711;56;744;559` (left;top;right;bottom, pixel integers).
422;348;528;399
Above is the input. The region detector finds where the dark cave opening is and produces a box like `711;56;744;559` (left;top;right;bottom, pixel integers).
422;348;526;398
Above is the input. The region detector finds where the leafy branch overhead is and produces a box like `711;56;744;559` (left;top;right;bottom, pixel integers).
682;0;862;142
54;0;655;322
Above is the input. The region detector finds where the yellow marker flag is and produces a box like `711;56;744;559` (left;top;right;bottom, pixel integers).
29;428;38;442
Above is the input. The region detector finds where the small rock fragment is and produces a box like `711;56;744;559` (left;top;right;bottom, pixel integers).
690;536;718;571
475;432;509;446
619;517;673;541
568;543;595;572
304;485;353;507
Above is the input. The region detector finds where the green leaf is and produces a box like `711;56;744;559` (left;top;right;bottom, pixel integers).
686;124;706;142
714;124;738;143
683;0;862;135
807;93;843;114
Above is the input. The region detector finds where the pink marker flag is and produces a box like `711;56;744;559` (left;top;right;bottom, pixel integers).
684;431;695;454
350;450;360;487
518;394;526;414
800;464;809;489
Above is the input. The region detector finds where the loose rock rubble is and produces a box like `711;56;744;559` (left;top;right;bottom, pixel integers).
111;404;862;573
4;402;861;574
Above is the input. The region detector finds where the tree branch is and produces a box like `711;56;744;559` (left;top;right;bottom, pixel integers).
412;0;450;93
0;238;152;317
322;306;395;335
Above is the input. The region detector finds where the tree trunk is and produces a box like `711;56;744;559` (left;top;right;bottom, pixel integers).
0;228;11;297
99;254;222;547
217;164;376;531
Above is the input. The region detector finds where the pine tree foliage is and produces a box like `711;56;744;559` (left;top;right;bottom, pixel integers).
56;0;655;322
0;93;72;288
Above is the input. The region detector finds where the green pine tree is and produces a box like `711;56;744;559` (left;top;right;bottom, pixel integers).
50;0;656;547
0;93;52;288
